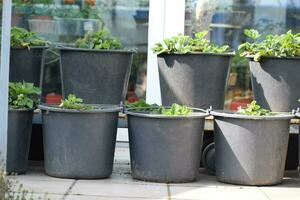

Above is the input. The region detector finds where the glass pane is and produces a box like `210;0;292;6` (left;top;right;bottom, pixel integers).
185;0;300;109
11;0;149;103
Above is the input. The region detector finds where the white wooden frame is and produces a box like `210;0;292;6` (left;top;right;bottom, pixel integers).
146;0;186;104
0;0;12;168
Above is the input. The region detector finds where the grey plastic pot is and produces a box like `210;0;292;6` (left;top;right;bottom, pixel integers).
40;104;122;179
10;46;48;87
157;53;233;109
249;57;300;112
7;109;33;174
126;108;209;183
58;47;134;104
211;111;293;186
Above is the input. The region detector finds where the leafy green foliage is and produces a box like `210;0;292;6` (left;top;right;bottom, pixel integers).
9;82;41;109
157;103;192;116
127;101;192;116
59;94;92;110
126;100;153;108
152;31;230;54
10;27;48;48
238;29;300;61
53;5;102;20
236;101;274;116
75;29;122;50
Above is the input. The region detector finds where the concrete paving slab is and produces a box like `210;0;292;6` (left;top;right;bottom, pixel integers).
65;194;167;200
69;180;168;199
169;186;269;200
8;177;74;195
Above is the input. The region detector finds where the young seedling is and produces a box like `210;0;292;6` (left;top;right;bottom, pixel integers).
236;100;274;116
59;94;93;110
127;100;192;116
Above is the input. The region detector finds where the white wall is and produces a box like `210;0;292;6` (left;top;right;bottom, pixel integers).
146;0;185;104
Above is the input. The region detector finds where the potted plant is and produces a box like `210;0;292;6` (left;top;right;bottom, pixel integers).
39;94;122;178
211;101;293;185
9;27;49;87
152;31;233;109
238;29;300;112
7;82;41;174
58;28;134;104
126;102;209;183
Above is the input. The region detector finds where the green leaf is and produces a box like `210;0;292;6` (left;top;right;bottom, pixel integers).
75;29;122;50
152;31;231;54
9;82;41;109
239;29;300;60
237;101;274;116
59;94;92;110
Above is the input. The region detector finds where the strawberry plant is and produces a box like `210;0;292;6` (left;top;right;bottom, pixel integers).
9;82;41;109
127;101;192;116
59;94;93;110
157;103;192;116
236;101;274;116
152;31;230;54
10;27;48;48
238;29;300;61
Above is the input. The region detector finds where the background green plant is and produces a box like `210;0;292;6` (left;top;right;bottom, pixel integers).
9;82;41;109
10;27;48;48
238;29;300;61
75;29;122;50
237;101;274;116
152;31;230;54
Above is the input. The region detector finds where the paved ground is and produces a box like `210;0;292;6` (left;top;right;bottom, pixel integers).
8;143;300;200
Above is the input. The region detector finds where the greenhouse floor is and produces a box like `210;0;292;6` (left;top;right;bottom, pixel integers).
8;142;300;200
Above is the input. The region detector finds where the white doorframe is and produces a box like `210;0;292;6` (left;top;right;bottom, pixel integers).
0;0;12;168
146;0;186;104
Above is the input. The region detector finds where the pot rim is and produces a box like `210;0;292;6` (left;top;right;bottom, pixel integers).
247;55;300;61
11;46;49;50
9;107;34;112
126;107;209;119
157;52;235;57
57;46;136;54
39;104;122;113
211;110;294;120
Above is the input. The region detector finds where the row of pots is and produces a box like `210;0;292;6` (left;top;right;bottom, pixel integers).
8;105;296;186
158;53;300;112
11;46;300;112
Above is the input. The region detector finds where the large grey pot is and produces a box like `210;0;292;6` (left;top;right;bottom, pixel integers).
59;47;134;104
40;105;122;179
249;57;300;112
126;108;209;183
10;46;48;87
158;53;233;109
211;111;293;186
7;109;33;174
